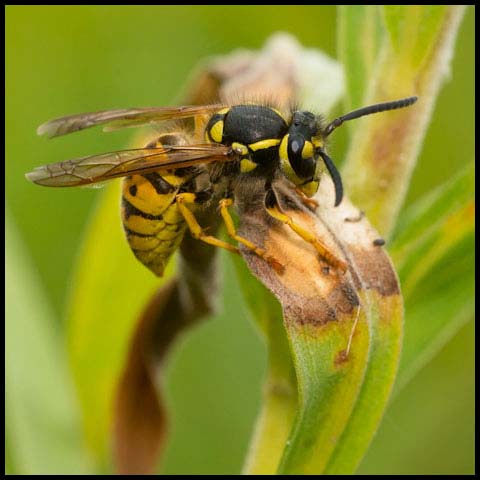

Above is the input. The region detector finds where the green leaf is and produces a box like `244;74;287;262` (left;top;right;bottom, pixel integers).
337;6;384;113
233;256;297;475
66;181;172;468
390;162;474;279
6;207;91;474
389;162;475;392
397;235;474;394
277;294;372;474
383;6;446;68
236;178;402;474
341;5;467;237
323;290;403;474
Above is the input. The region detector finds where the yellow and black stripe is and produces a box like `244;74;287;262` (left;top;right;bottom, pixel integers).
121;136;192;276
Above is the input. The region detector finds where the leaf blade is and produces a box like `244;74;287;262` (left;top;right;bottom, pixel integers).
324;292;402;473
341;5;467;237
237;178;402;474
338;6;384;113
386;161;474;391
6;207;91;474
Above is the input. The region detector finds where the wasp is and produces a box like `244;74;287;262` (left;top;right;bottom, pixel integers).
27;96;417;276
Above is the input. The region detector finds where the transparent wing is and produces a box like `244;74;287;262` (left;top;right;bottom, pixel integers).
25;144;235;187
37;104;226;138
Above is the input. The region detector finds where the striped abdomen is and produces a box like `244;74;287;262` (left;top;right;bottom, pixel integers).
121;131;194;277
121;170;188;276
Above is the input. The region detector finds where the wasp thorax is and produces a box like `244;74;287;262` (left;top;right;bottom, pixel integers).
279;111;323;197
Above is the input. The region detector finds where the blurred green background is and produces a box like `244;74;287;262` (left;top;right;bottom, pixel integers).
6;5;474;475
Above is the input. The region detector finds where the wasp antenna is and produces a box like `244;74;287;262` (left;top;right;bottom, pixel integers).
318;149;343;207
324;96;418;137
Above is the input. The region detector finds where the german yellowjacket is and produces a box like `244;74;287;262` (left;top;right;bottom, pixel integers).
27;97;417;276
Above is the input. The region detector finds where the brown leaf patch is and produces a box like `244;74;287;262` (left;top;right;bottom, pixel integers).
236;175;400;328
112;214;222;474
112;280;175;475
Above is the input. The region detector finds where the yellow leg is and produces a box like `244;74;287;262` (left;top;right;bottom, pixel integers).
295;187;319;210
265;201;348;273
176;193;239;254
219;199;284;274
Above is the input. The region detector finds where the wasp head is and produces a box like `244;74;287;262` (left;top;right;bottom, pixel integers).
279;110;343;206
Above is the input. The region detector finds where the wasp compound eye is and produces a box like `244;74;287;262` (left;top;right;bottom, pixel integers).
287;134;316;180
289;136;303;155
